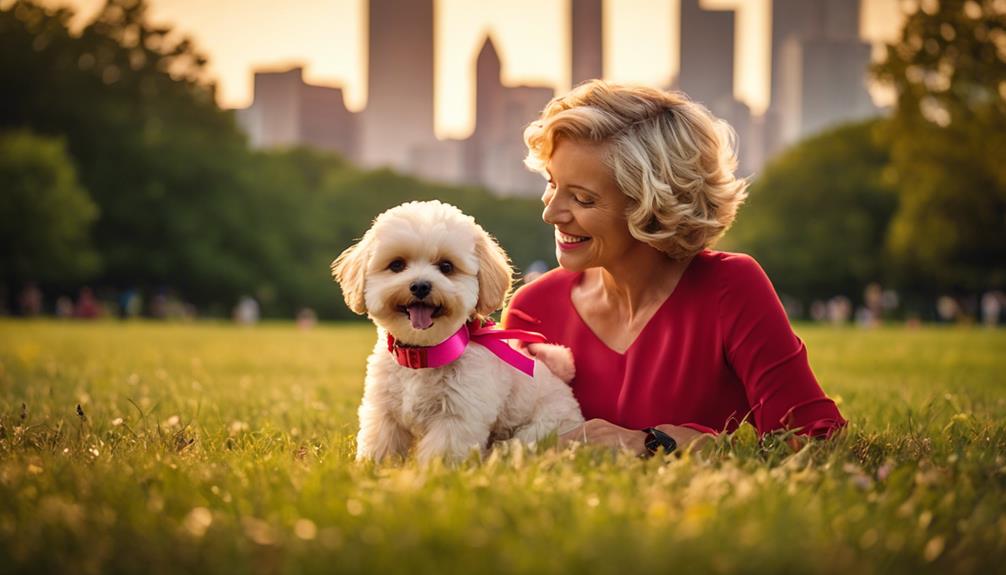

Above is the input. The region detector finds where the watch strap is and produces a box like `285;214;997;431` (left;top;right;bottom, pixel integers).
642;427;678;458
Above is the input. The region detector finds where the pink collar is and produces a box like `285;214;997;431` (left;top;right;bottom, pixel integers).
386;319;547;377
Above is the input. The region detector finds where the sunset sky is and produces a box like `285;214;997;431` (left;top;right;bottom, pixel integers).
33;0;904;139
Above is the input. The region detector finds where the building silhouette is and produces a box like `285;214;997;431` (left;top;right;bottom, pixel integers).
675;0;755;175
235;0;885;194
359;0;436;171
467;36;553;195
677;0;734;109
235;67;357;160
766;0;876;154
570;0;604;87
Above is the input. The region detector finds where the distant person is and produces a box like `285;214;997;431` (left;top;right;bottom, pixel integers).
503;81;846;456
296;307;317;330
74;287;100;318
150;288;169;319
809;300;828;322
55;296;74;319
18;282;43;316
522;260;550;284
827;296;852;325
118;288;143;319
233;296;260;325
863;282;883;326
982;291;1002;328
936;296;959;323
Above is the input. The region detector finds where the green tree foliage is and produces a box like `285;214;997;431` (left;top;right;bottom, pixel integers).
872;0;1006;293
0;130;100;287
1;0;255;303
723;121;898;304
0;0;551;318
244;149;551;319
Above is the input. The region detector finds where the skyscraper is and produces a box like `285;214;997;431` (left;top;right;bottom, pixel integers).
570;0;604;86
766;0;876;151
468;36;553;196
360;0;436;170
236;67;357;161
677;0;735;108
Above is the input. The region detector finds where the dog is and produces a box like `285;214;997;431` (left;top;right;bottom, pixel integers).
332;200;584;464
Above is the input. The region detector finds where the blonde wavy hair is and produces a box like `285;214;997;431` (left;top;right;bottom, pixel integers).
523;80;749;260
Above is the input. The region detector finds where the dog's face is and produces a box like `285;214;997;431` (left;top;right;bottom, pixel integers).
332;201;512;346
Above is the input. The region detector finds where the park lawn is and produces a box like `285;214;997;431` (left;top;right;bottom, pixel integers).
0;319;1003;574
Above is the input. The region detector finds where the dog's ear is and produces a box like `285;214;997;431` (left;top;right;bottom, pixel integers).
474;225;513;317
331;231;373;315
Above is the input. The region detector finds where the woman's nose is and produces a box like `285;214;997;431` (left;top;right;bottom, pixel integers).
541;188;570;225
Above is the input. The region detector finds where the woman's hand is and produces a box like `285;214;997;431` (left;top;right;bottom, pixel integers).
559;418;712;456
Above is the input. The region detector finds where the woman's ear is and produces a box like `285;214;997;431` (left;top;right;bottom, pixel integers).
331;231;373;315
474;226;513;317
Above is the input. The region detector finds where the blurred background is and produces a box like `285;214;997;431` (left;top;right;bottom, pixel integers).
1;0;1003;324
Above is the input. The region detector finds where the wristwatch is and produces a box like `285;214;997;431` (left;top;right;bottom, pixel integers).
642;427;677;458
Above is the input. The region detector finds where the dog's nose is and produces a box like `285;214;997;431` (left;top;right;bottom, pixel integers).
410;281;432;299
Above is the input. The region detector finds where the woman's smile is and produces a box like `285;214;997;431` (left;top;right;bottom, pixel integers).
542;139;636;270
556;230;592;250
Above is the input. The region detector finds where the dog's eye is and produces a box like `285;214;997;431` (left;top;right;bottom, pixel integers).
388;259;406;273
438;261;454;275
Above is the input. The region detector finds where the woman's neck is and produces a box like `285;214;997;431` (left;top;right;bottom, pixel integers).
592;246;693;321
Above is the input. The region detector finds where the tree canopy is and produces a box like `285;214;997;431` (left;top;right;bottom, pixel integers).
722;121;898;304
0;130;99;287
0;0;550;318
872;0;1006;294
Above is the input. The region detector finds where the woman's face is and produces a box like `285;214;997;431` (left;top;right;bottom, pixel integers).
541;138;638;272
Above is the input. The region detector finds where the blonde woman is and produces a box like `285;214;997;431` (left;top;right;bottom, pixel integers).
503;81;845;456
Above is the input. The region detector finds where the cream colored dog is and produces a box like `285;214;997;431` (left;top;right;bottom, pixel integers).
332;200;583;464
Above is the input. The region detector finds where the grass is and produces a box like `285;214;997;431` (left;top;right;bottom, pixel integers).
0;319;1004;574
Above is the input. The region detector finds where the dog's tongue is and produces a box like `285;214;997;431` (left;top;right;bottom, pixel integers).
407;304;435;330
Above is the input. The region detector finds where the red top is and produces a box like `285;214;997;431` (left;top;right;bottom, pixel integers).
503;251;846;437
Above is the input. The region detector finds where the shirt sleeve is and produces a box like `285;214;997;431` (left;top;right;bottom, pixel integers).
719;255;847;438
502;284;543;332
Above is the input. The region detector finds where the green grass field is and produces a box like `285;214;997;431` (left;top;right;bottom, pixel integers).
1;320;1004;574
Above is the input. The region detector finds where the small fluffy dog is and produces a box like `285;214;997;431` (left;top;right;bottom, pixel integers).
332;200;583;464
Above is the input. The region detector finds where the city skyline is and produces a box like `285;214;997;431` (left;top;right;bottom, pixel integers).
34;0;904;139
237;0;881;198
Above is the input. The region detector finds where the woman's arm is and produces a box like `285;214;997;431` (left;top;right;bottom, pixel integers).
558;418;712;456
720;255;847;438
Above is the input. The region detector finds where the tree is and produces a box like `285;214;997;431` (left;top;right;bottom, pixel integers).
0;0;263;307
0;130;99;288
873;0;1006;294
722;121;897;305
0;0;552;319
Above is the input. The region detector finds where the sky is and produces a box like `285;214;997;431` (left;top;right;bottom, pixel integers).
33;0;904;139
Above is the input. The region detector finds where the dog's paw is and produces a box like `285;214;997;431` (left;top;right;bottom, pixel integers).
528;343;576;383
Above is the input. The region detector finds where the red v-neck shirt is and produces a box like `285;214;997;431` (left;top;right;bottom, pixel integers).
502;250;847;437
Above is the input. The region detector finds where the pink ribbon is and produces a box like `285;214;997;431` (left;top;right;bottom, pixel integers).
387;319;547;377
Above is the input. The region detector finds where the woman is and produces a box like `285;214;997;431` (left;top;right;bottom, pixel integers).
502;81;846;456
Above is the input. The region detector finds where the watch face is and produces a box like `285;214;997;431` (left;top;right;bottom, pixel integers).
645;428;677;455
645;434;661;453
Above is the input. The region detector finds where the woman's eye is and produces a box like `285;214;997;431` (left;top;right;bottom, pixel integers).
438;261;454;275
547;179;557;190
573;195;595;206
388;259;406;273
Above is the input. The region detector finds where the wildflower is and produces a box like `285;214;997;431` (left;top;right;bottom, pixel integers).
183;507;213;537
294;518;317;540
923;535;945;561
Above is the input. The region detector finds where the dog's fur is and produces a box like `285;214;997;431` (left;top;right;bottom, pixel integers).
332;201;584;464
